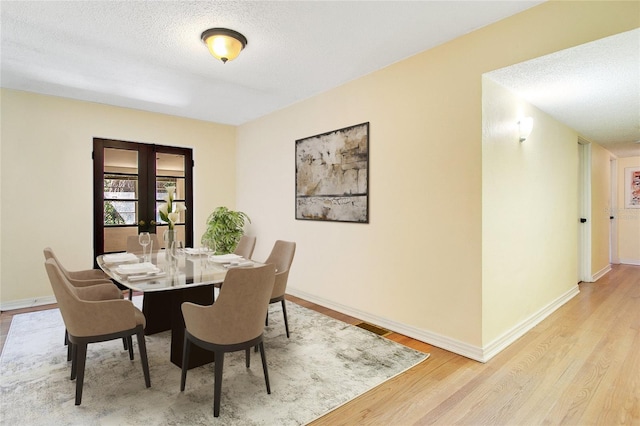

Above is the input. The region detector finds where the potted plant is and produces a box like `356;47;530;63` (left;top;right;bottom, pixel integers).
201;207;251;254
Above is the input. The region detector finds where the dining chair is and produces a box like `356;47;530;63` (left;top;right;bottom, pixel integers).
233;235;256;259
263;240;296;338
126;234;161;255
43;247;109;286
180;264;276;417
44;258;151;405
44;247;127;359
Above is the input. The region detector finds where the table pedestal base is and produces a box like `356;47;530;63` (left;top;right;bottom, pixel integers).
142;286;215;369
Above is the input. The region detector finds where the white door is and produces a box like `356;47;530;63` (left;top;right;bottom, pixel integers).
578;139;592;282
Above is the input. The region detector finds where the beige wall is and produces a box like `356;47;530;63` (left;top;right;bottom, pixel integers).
617;156;640;264
236;2;639;357
0;89;236;305
482;78;578;346
1;1;637;360
591;142;613;276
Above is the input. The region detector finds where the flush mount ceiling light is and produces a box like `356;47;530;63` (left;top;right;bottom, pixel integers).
201;28;247;64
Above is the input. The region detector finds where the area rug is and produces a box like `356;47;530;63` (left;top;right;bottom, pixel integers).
0;298;429;425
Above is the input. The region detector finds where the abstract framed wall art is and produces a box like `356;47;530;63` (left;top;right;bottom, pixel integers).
625;166;640;208
295;122;369;223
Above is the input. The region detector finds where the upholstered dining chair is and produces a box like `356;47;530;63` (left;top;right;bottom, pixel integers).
43;247;109;286
233;235;256;259
44;258;151;405
43;247;126;359
180;264;276;417
263;240;296;338
126;234;161;255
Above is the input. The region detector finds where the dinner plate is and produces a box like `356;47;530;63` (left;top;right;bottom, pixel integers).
224;261;254;269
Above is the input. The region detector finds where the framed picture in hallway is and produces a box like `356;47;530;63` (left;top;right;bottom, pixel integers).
295;122;369;223
625;166;640;208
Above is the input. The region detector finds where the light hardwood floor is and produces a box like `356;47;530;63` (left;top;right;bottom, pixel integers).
1;264;638;425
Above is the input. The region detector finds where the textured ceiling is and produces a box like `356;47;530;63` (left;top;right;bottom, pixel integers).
488;28;640;158
1;1;638;157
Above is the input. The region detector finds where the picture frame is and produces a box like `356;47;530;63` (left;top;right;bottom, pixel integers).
295;122;369;223
624;166;640;209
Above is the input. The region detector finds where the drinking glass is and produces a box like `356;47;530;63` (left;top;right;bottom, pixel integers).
138;232;151;262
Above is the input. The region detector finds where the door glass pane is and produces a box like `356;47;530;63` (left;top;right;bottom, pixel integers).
103;200;138;225
105;148;138;173
103;148;139;252
156;152;186;226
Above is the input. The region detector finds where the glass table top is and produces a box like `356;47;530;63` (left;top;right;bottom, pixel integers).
97;250;258;293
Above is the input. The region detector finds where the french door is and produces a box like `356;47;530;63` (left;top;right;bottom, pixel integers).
93;138;193;257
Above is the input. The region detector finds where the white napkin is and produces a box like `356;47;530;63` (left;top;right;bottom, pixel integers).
184;247;210;255
116;262;158;274
127;271;166;282
103;252;138;263
209;254;243;263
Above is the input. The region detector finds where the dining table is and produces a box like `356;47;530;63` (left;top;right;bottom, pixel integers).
97;249;257;369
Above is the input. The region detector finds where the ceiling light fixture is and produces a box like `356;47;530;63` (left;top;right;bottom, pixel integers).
201;28;247;64
518;117;534;142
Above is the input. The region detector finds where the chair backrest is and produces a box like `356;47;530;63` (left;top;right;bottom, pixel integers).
44;258;136;337
233;235;256;259
182;264;276;345
264;240;296;299
43;247;71;278
126;234;160;254
44;258;88;336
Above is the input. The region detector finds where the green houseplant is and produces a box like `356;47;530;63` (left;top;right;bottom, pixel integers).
201;207;251;254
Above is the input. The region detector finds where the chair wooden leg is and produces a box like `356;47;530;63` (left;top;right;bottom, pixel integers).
213;351;224;417
136;330;151;388
258;341;271;394
65;330;72;361
123;337;128;351
127;336;134;360
180;335;190;392
70;343;77;379
74;343;88;405
281;300;290;338
245;348;250;368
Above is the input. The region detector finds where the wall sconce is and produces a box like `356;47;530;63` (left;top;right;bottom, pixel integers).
518;117;534;142
201;28;247;63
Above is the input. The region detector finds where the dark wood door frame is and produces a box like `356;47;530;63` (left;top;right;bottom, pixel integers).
93;138;194;260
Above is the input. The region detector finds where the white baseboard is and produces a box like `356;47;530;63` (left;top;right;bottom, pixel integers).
481;284;580;362
619;258;640;266
287;287;485;362
288;284;580;363
0;296;57;312
591;264;612;281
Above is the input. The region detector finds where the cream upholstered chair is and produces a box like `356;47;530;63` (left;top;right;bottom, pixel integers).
233;235;256;259
263;240;296;338
44;258;151;405
180;264;276;417
43;247;126;359
43;247;109;286
126;234;161;255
